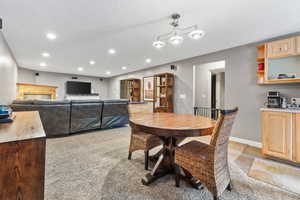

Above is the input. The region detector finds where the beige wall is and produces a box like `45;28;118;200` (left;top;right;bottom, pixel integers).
0;32;17;105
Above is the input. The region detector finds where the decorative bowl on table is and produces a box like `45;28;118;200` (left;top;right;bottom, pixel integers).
0;106;12;119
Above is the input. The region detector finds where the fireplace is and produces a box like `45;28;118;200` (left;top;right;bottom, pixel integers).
17;83;57;100
24;94;52;100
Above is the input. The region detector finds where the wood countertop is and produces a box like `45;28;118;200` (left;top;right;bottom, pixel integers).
130;113;215;137
0;111;46;144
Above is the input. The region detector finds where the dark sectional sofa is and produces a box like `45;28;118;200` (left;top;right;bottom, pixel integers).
11;99;129;137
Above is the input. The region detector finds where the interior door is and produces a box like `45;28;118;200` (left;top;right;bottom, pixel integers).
211;74;216;119
262;111;292;160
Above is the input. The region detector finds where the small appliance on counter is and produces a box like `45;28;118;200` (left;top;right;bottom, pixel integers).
267;91;282;108
0;105;14;123
288;97;300;109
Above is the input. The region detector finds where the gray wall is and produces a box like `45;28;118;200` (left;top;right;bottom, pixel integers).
108;34;300;143
0;32;18;105
18;68;109;100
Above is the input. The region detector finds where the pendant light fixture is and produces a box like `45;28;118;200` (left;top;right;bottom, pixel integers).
153;13;205;48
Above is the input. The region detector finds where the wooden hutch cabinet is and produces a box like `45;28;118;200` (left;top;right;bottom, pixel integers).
153;73;174;113
120;79;141;102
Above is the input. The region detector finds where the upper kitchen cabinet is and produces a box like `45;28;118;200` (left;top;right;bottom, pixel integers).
296;36;300;54
267;38;296;59
256;35;300;84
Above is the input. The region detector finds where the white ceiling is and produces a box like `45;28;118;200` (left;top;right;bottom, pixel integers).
1;0;300;77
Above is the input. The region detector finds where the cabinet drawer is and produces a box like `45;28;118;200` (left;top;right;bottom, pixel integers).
267;38;296;58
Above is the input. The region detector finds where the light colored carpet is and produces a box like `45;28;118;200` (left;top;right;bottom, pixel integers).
45;127;300;200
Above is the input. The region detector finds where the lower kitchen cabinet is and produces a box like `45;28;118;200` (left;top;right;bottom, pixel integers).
262;110;300;163
293;113;300;162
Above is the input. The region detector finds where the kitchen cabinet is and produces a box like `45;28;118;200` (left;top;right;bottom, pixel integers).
262;111;292;160
293;113;300;162
257;35;300;84
296;36;300;55
267;38;296;59
262;109;300;163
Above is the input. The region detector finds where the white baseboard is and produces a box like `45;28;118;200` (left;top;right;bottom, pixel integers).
230;137;262;148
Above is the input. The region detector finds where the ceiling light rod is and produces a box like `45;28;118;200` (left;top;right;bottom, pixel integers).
153;13;205;48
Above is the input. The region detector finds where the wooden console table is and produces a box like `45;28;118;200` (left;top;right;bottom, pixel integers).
0;111;46;200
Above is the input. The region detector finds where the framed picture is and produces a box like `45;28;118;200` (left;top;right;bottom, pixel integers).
143;76;154;101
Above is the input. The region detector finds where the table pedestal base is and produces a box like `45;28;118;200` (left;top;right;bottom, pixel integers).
141;136;203;190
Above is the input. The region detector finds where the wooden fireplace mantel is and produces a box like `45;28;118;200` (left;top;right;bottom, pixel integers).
16;83;58;100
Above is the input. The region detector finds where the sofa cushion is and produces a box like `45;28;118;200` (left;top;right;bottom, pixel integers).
101;100;129;129
34;100;71;105
71;100;103;104
70;101;103;133
12;100;35;105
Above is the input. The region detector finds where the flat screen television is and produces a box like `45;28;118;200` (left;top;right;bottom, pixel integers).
66;81;91;95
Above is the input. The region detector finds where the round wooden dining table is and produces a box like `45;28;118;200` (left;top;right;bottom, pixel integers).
129;113;216;186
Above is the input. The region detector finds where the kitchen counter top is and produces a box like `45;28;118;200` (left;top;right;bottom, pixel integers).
0;111;46;144
260;107;300;113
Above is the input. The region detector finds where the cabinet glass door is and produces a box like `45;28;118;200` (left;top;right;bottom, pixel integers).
267;56;300;81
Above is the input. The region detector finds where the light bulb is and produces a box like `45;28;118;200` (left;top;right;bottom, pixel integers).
152;40;166;49
188;30;205;40
169;35;183;45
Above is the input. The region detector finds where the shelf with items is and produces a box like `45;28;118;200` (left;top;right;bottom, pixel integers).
256;45;266;85
257;35;300;85
120;79;141;102
153;73;174;113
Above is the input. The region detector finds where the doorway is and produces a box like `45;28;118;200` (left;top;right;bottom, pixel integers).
193;60;225;116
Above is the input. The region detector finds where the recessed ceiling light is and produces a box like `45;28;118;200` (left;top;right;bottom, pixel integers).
46;32;57;40
105;71;111;75
121;66;127;70
89;60;96;65
41;52;50;57
40;62;47;67
0;56;10;64
108;49;116;55
145;58;152;63
77;67;84;71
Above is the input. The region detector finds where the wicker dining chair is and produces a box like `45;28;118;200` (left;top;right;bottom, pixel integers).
128;103;162;170
175;107;238;200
